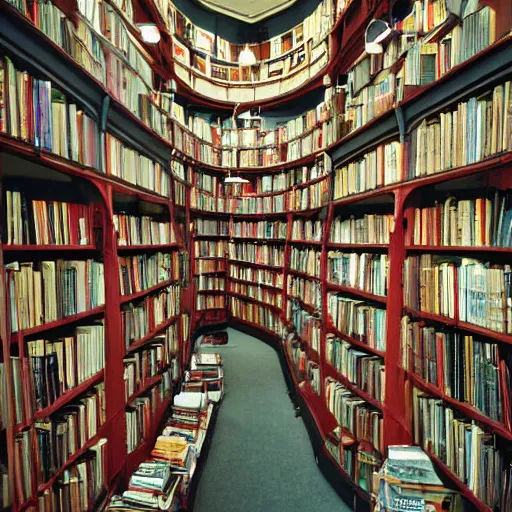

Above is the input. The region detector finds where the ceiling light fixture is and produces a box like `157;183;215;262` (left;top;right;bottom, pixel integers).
224;171;250;184
365;19;392;54
137;23;161;44
238;44;257;66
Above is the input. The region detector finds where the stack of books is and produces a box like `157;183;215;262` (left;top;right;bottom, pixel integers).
108;353;223;510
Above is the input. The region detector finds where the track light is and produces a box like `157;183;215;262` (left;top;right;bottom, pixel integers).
137;23;161;44
365;19;392;54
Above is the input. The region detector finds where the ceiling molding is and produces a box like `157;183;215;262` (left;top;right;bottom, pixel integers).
194;0;298;23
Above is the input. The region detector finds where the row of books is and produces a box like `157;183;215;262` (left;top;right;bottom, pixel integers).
325;377;383;454
196;294;226;310
409;81;511;179
36;383;105;483
288;177;330;211
188;170;224;196
111;352;222;510
403;255;512;333
330;213;394;245
325;336;385;403
285;332;307;382
5;191;91;246
0;57;99;168
168;0;332;65
327;252;388;297
105;134;170;197
228;243;285;267
139;95;172;143
290;307;321;353
174;180;187;207
122;284;180;347
343;4;498;135
126;372;173;453
172;33;329;92
196;276;225;292
247;155;332;195
332;142;403;200
114;214;175;247
194;240;228;258
323;432;381;495
401;5;497;86
230;282;283;309
232;220;287;240
327;294;387;352
288;277;321;311
194;219;229;237
401;316;511;426
23;323;105;418
292;219;323;242
228;265;283;289
7;259;105;333
124;344;173;401
230;297;285;336
412;386;505;508
30;437;107;509
195;259;226;275
191;190;226;213
227;195;286;215
118;252;179;297
290;247;321;278
411;191;512;247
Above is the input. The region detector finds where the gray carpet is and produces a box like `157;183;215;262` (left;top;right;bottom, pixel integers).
194;328;351;512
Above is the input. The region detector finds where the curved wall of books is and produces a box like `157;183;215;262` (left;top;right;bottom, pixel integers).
1;0;512;510
169;0;337;104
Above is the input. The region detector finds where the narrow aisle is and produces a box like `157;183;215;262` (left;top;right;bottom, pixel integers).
194;328;350;512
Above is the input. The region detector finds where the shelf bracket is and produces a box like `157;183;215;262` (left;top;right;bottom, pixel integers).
395;106;406;142
100;95;111;133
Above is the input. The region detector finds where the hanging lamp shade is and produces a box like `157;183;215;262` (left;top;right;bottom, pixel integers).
239;44;257;66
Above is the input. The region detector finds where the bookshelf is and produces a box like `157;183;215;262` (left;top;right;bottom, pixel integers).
185;1;512;507
1;0;512;510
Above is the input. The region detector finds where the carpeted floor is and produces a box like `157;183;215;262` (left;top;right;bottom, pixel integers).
193;328;351;512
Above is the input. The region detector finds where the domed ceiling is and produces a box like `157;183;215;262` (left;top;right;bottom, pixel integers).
194;0;298;23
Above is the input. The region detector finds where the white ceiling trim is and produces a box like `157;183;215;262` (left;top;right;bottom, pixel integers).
195;0;298;23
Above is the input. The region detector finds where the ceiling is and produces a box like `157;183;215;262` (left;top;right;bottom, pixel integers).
194;0;298;23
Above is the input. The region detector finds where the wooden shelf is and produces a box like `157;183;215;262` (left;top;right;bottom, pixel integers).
117;243;181;252
15;371;105;434
427;452;493;512
326;243;388;251
10;306;105;343
126;374;163;405
326;283;387;304
2;244;98;251
289;239;324;246
403;307;512;345
230;236;287;243
229;277;283;291
228;259;283;270
324;363;384;411
288;269;321;281
37;424;108;493
120;280;175;304
228;291;282;313
406;245;512;253
407;372;512;441
126;314;181;354
327;326;386;358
